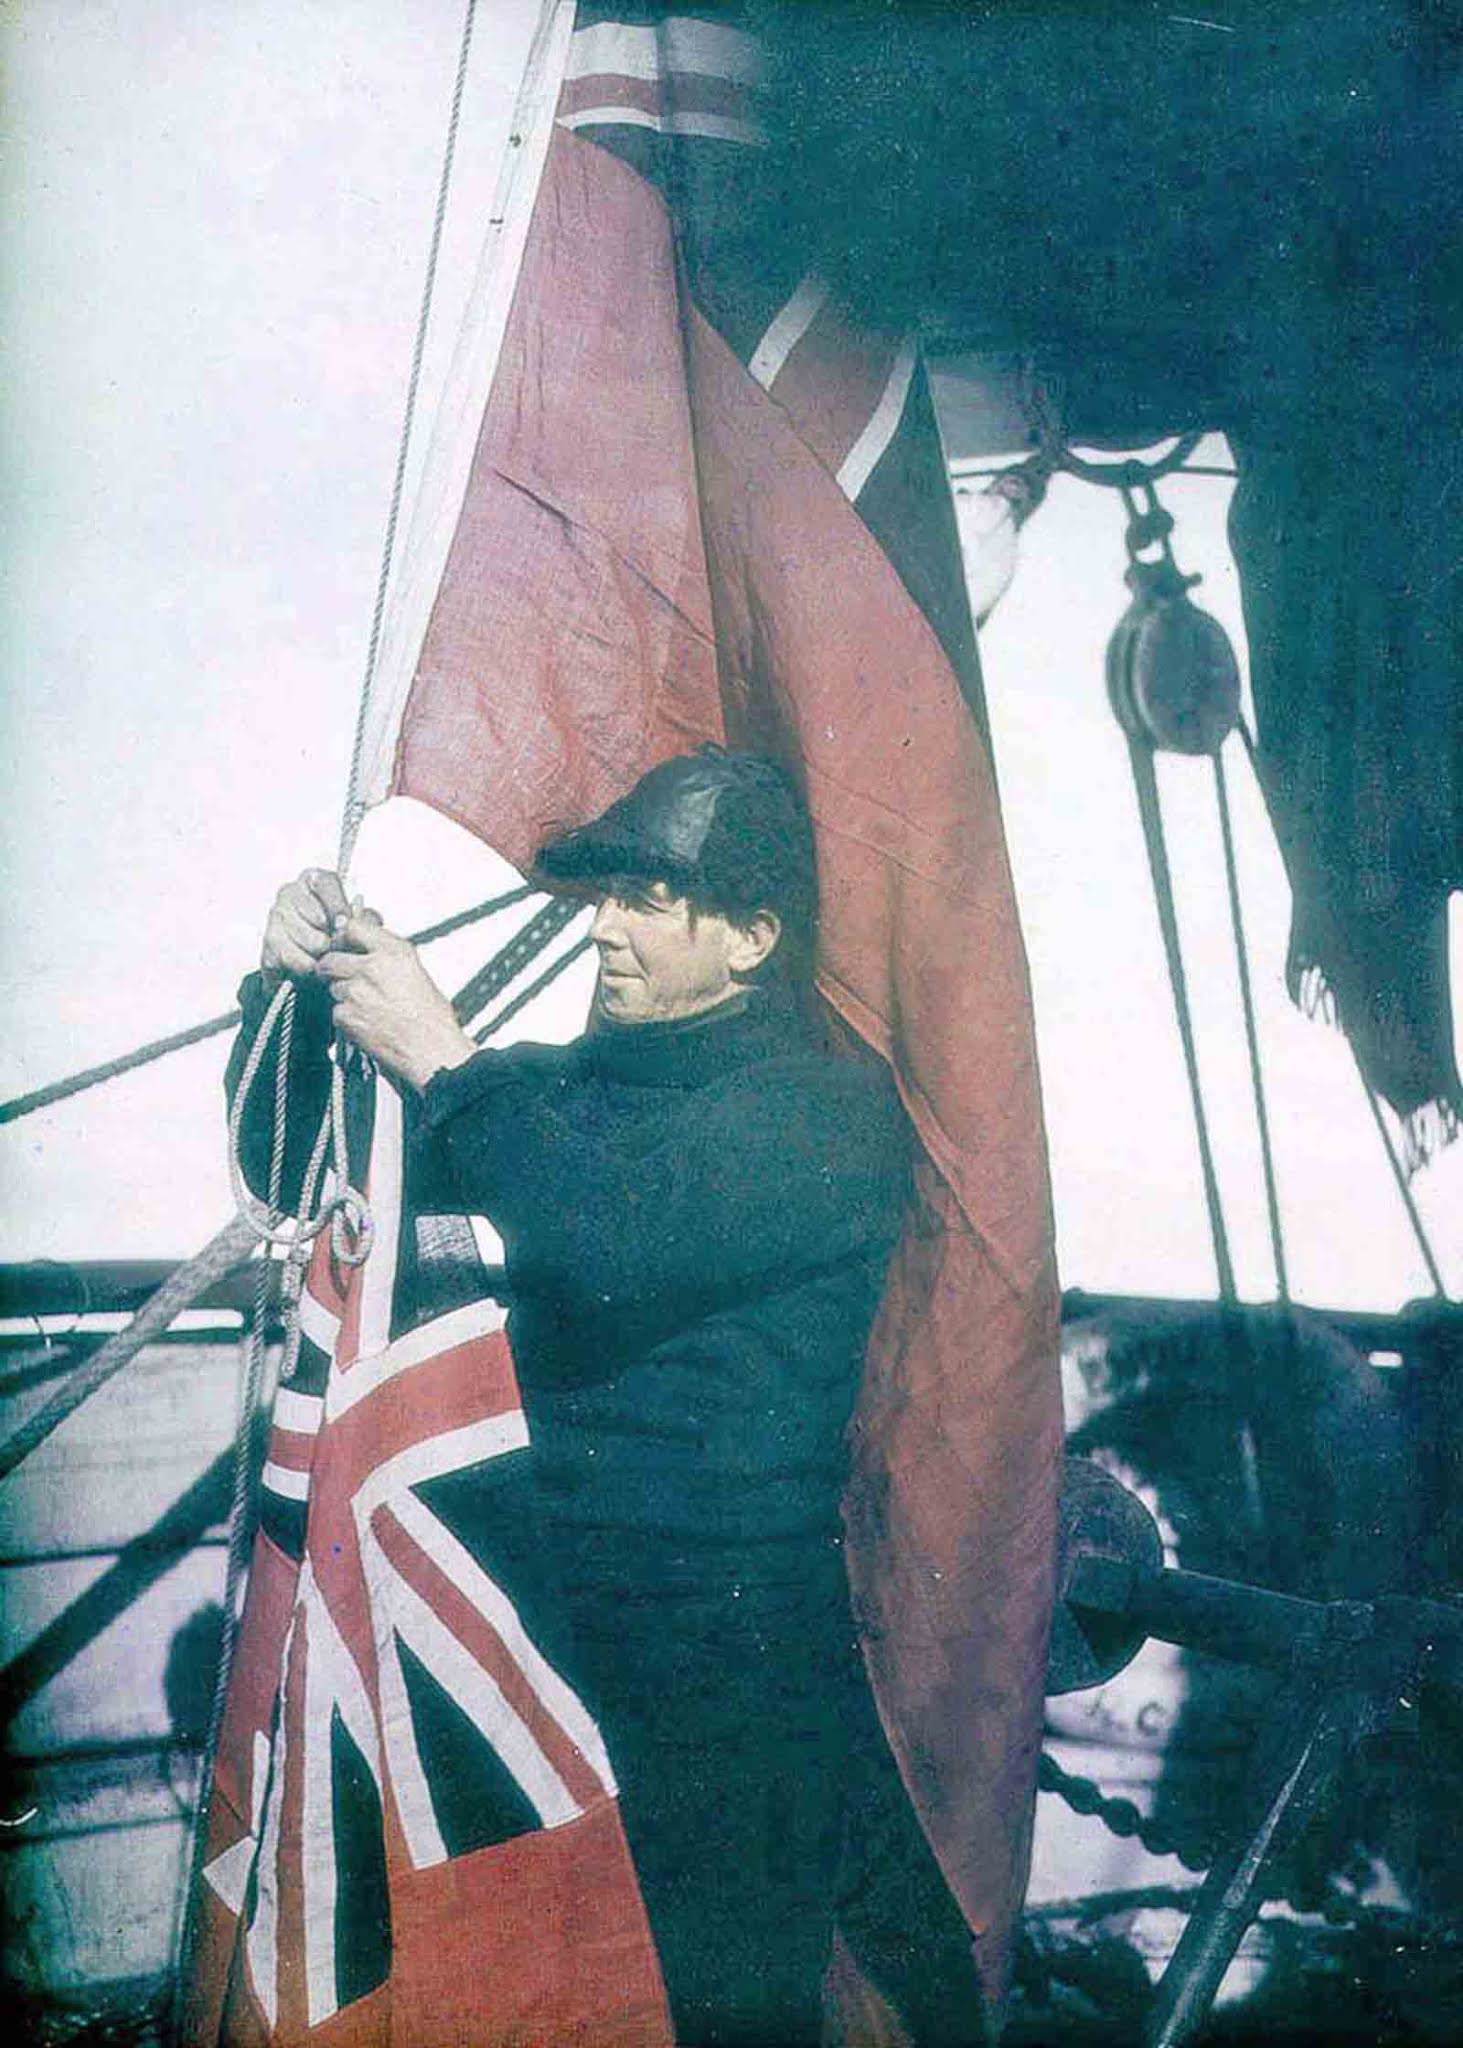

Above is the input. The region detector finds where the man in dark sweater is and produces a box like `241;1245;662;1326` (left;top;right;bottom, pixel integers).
246;750;982;2045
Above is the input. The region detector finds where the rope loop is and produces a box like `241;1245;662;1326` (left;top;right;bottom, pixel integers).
226;980;302;1247
330;1185;376;1268
226;978;375;1264
325;1045;374;1266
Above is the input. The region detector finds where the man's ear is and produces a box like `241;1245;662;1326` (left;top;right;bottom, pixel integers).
726;909;781;977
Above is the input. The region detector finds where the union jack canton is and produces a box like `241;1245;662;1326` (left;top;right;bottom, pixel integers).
183;1073;671;2048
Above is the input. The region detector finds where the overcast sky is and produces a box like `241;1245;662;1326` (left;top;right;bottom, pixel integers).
3;0;1459;1310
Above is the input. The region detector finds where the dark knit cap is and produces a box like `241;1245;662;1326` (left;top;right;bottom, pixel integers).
533;747;818;954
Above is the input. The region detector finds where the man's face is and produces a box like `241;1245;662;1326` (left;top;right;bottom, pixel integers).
589;879;748;1025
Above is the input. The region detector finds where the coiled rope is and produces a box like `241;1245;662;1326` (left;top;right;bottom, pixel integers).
224;981;374;1270
224;0;489;1282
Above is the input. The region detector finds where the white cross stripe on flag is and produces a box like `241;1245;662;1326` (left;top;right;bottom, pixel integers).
260;1458;312;1501
565;16;763;88
219;1067;620;2034
296;1286;341;1361
748;273;829;392
837;336;918;504
245;1609;295;2031
324;1296;508;1423
558;11;767;147
355;1417;616;1871
274;1387;325;1437
300;1564;386;2027
202;1729;273;1918
238;1565;386;2031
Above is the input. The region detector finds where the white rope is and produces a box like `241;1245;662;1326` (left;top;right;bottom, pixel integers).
346;0;577;823
225;981;372;1268
226;982;299;1246
337;0;483;876
184;15;491;2011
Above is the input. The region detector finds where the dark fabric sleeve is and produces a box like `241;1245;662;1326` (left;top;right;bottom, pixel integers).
223;971;336;1212
413;1050;909;1319
403;1043;568;1215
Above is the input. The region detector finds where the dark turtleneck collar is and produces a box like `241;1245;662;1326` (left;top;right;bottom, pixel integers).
580;982;808;1089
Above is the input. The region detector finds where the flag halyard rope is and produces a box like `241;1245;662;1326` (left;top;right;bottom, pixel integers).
337;0;482;876
172;1224;276;2041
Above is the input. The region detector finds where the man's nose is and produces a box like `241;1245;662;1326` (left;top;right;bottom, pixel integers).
590;897;624;948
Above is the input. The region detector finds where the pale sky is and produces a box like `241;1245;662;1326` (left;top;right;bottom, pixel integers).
3;0;1458;1308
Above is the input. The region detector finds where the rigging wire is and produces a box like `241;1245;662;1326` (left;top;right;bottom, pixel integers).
0;1013;254;1131
0;1215;260;1485
1093;445;1444;1304
1356;1074;1449;1300
1233;716;1449;1296
451;896;583;1027
951;458;1239;486
337;0;482;875
0;884;532;1130
1057;432;1206;490
473;931;594;1043
980;422;1447;1299
1212;748;1290;1303
172;7;484;2007
1125;738;1238;1303
1125;733;1269;1547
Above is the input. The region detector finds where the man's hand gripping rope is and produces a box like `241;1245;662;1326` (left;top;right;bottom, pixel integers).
265;869;477;1090
229;874;378;1364
231;868;482;1364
